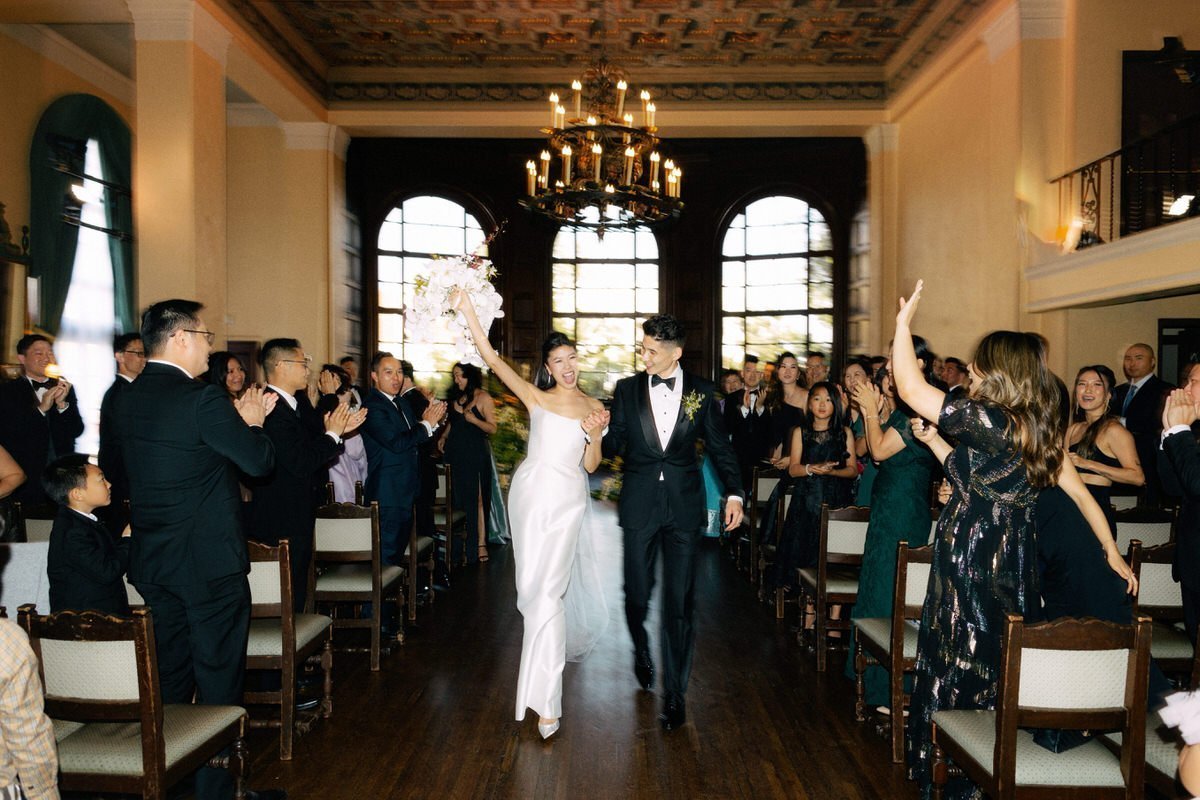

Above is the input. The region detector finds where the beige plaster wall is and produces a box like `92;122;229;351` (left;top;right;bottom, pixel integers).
1063;293;1200;385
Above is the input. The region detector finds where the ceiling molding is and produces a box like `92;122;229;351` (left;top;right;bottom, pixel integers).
126;0;192;42
0;22;134;107
888;0;989;95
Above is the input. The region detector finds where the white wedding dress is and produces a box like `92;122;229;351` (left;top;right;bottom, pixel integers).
511;405;608;721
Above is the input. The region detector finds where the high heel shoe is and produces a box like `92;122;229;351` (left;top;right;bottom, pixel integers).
538;718;560;740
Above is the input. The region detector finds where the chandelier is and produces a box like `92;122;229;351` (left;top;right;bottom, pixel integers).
520;58;683;236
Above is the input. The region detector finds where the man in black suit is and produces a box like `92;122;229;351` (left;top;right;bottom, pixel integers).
943;357;969;396
248;339;364;612
1160;365;1200;642
1110;343;1173;505
0;334;84;510
97;332;145;534
723;354;770;495
399;360;438;538
112;299;279;800
603;315;744;730
361;353;445;567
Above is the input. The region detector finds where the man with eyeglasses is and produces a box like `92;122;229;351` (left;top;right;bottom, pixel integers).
0;333;85;511
97;332;145;533
112;300;282;800
247;338;365;613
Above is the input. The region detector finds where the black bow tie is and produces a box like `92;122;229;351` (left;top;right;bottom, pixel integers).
31;380;51;389
651;375;676;391
747;388;759;395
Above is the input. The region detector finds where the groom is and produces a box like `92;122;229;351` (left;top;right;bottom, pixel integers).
603;314;744;730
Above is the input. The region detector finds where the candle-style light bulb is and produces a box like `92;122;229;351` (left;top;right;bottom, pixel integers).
540;150;551;186
561;145;573;184
555;104;565;129
673;167;682;198
650;151;661;184
548;92;559;127
572;79;582;119
616;80;628;120
646;102;656;129
526;160;536;195
592;143;603;181
623;146;635;185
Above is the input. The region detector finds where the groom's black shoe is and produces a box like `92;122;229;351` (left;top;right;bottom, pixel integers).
634;650;654;691
659;693;686;731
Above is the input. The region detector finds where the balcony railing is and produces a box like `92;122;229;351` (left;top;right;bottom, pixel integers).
1051;113;1200;249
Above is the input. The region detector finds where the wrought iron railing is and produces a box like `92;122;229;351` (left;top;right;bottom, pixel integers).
1051;113;1200;248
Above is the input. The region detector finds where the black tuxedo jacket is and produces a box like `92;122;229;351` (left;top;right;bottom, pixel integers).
98;376;134;517
246;388;343;546
47;507;130;616
603;371;742;531
402;387;438;503
1111;375;1172;438
723;387;771;463
1160;427;1200;587
361;388;430;509
0;377;85;506
112;361;275;585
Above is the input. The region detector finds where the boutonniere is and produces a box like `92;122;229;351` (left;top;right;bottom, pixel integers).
682;390;703;422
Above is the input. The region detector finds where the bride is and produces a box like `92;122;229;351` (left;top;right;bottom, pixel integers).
455;290;610;740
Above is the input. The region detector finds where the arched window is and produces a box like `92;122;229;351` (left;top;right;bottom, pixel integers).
720;195;834;369
551;210;659;395
376;195;486;392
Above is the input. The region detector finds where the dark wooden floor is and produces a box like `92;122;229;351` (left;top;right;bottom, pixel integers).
247;502;918;799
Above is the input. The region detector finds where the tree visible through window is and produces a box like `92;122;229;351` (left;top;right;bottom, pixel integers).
376;195;486;393
721;195;834;369
551;209;659;396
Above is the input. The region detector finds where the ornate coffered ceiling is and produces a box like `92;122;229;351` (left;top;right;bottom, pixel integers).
220;0;990;106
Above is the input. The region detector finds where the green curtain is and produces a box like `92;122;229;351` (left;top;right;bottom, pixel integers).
29;94;134;335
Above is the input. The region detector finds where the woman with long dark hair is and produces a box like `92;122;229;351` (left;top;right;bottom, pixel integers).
845;338;938;711
206;351;249;400
892;281;1135;799
454;292;609;741
442;361;499;563
1065;364;1145;529
765;381;856;597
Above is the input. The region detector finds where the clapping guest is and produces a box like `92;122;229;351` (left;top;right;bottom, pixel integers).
0;334;84;510
843;359;879;506
892;281;1135;798
442;362;499;563
44;454;130;616
248;340;365;612
98;332;144;534
206;350;249;400
805;351;829;386
724;354;771;494
765;382;855;599
1160;364;1200;642
718;369;742;413
753;354;808;567
323;365;369;504
1065;365;1145;533
844;338;938;711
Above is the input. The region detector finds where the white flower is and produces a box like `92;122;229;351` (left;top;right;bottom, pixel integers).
404;242;505;368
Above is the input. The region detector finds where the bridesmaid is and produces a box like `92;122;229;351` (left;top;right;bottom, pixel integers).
442;362;499;563
1065;364;1145;529
892;280;1136;799
844;339;937;712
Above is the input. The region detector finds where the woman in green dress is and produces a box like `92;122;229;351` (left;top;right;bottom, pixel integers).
844;338;938;710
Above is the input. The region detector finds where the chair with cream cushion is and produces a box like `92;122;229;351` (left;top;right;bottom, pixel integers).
853;541;933;763
931;612;1151;800
433;464;468;572
1128;539;1195;682
798;504;869;671
1114;508;1175;553
745;466;782;584
18;604;247;800
313;501;403;670
245;539;332;760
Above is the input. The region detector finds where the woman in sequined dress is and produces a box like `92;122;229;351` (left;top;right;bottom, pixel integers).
891;281;1137;799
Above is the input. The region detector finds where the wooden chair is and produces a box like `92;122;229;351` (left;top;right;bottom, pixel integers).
18;605;248;800
798;504;869;671
931;613;1151;800
1128;539;1194;681
433;464;467;572
404;509;437;623
323;480;365;506
1114;507;1175;553
1110;495;1139;512
245;539;333;760
852;542;933;763
767;490;794;618
313;501;404;670
744;465;782;584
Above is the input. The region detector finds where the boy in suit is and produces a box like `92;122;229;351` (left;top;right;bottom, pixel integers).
43;454;130;616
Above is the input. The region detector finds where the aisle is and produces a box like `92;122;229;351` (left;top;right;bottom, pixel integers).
249;502;917;799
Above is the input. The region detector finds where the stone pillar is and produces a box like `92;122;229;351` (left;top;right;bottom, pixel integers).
127;0;231;336
863;123;899;355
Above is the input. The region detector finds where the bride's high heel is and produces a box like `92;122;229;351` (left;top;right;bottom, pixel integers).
538;718;560;740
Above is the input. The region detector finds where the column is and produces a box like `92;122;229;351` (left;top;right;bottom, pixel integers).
863;124;899;356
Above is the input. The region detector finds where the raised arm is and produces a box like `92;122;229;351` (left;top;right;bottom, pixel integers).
911;418;953;464
1057;454;1137;594
454;290;540;410
892;280;945;423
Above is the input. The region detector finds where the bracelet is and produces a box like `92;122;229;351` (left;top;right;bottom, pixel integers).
804;465;812;476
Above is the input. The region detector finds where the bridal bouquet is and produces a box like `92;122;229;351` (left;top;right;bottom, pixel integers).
405;231;504;368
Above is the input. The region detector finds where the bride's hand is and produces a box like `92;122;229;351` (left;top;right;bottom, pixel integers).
896;279;924;330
